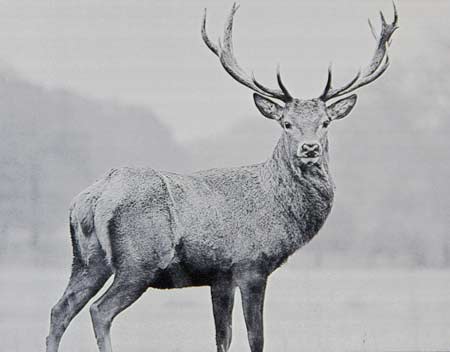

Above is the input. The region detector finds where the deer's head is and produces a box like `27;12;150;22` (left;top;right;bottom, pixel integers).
202;3;398;167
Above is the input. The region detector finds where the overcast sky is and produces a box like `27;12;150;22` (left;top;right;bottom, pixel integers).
0;0;446;142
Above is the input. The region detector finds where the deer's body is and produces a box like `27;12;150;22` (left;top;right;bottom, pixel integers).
71;138;333;289
46;3;397;352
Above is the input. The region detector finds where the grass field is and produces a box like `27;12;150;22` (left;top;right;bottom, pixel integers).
1;263;450;352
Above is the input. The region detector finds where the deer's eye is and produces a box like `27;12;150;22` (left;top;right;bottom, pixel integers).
283;121;292;129
322;120;330;128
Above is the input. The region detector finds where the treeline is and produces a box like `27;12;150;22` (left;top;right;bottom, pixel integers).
0;69;190;264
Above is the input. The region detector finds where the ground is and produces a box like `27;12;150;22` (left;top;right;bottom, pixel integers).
2;264;450;352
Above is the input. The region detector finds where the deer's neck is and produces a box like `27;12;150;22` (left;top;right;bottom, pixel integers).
262;136;335;244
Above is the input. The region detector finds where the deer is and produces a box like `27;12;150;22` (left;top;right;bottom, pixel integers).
46;3;398;352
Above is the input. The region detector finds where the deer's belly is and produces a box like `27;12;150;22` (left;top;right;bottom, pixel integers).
149;261;219;289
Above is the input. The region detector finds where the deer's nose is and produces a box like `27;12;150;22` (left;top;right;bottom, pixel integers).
299;143;321;157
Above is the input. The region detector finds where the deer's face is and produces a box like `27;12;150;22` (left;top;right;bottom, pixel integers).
254;94;357;166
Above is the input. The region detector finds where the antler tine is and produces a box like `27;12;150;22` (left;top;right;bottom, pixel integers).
379;10;387;27
368;19;378;40
320;65;333;100
221;2;240;55
277;65;293;101
320;64;361;101
251;72;279;96
320;2;398;101
392;1;399;27
201;8;219;56
250;66;292;101
202;4;292;102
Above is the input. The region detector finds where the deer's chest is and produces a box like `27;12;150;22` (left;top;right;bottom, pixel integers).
277;175;334;247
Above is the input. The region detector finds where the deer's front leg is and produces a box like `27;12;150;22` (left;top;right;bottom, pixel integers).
211;279;236;352
239;273;267;352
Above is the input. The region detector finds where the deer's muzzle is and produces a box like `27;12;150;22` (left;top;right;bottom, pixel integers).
297;142;322;165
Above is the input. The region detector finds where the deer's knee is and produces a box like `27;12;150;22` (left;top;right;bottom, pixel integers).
50;304;61;322
50;299;69;325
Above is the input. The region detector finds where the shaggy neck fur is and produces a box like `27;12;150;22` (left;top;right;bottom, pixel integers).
262;134;335;247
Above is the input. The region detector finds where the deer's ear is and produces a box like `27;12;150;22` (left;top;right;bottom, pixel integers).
326;94;357;120
253;93;283;120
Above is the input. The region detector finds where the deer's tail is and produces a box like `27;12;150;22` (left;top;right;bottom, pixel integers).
69;197;100;267
69;170;119;268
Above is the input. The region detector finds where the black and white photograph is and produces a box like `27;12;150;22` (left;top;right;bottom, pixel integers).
0;1;449;351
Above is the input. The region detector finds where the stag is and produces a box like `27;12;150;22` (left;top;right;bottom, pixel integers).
47;3;398;352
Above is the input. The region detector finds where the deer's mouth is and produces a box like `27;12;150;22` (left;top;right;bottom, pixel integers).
299;156;320;165
298;149;321;165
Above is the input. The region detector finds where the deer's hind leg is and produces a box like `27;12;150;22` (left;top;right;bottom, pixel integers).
46;254;112;352
211;278;236;352
89;269;152;352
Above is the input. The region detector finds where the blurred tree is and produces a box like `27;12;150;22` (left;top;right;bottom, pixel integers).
0;69;190;262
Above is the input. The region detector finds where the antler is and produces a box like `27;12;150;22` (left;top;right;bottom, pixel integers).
202;3;293;103
320;1;399;101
